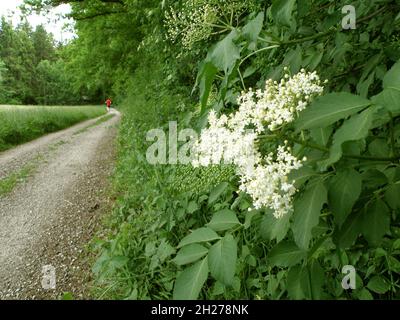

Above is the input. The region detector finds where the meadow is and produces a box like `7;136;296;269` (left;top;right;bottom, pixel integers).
0;105;106;152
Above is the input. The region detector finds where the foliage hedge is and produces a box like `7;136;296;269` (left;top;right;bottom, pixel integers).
30;0;400;299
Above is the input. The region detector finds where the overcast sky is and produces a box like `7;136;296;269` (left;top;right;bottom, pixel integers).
0;0;75;42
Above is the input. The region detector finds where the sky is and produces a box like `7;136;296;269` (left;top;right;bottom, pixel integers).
0;0;76;42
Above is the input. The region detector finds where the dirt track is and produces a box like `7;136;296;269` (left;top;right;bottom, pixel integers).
0;110;120;300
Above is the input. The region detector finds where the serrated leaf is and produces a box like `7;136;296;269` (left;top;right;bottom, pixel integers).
242;12;264;44
388;256;400;273
208;30;240;73
368;139;390;157
208;182;228;205
267;241;305;267
367;276;390;294
320;106;377;169
208;234;237;286
260;211;291;242
357;288;373;300
334;211;363;249
383;59;400;89
178;227;221;248
173;244;208;266
310;126;333;146
328;169;362;226
196;61;218;111
207;209;240;232
362;200;390;247
372;88;400;115
307;261;325;299
244;210;259;229
385;184;400;210
173;257;209;300
271;0;297;27
288;166;317;188
296;93;371;130
292;181;327;249
286;266;306;299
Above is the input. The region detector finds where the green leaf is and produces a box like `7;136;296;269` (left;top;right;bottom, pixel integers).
387;256;400;273
178;227;221;248
242;12;264;44
173;257;209;300
296;93;371;130
208;30;240;73
208;234;237;286
333;212;362;249
383;59;400;89
207;209;240;232
61;292;74;300
196;61;218;111
271;0;297;27
208;182;228;205
357;71;375;98
328;169;362;226
310;126;333;147
307;261;325;300
292;180;327;249
286;266;306;299
187;201;199;214
368;139;390;157
362;200;390;247
267;241;305;267
357;288;373;300
288;166;317;188
244;210;259;229
287;265;319;300
260;211;291;242
362;169;388;189
367;276;390;294
385;184;400;210
372;88;400;115
109;256;129;269
283;46;302;73
173;244;209;266
320;106;377;169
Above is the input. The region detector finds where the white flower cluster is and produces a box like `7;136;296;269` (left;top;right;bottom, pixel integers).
164;2;217;49
164;0;257;49
192;70;324;218
233;69;324;132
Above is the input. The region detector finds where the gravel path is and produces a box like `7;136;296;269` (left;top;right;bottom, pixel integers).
0;110;120;300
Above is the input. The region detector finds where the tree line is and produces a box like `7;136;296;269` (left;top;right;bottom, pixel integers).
0;16;104;105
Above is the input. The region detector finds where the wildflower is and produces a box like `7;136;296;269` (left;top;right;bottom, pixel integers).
164;0;258;49
191;70;324;218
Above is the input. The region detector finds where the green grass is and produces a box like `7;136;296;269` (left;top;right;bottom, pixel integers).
0;105;107;152
0;163;36;196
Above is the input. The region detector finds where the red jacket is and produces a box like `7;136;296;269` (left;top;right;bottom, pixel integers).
106;99;112;107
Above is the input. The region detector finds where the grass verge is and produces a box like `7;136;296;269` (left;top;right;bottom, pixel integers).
0;105;106;152
0;163;37;196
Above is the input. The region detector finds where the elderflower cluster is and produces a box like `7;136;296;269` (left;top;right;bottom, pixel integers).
191;70;324;218
238;145;303;218
233;69;324;132
164;2;218;49
164;0;258;49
